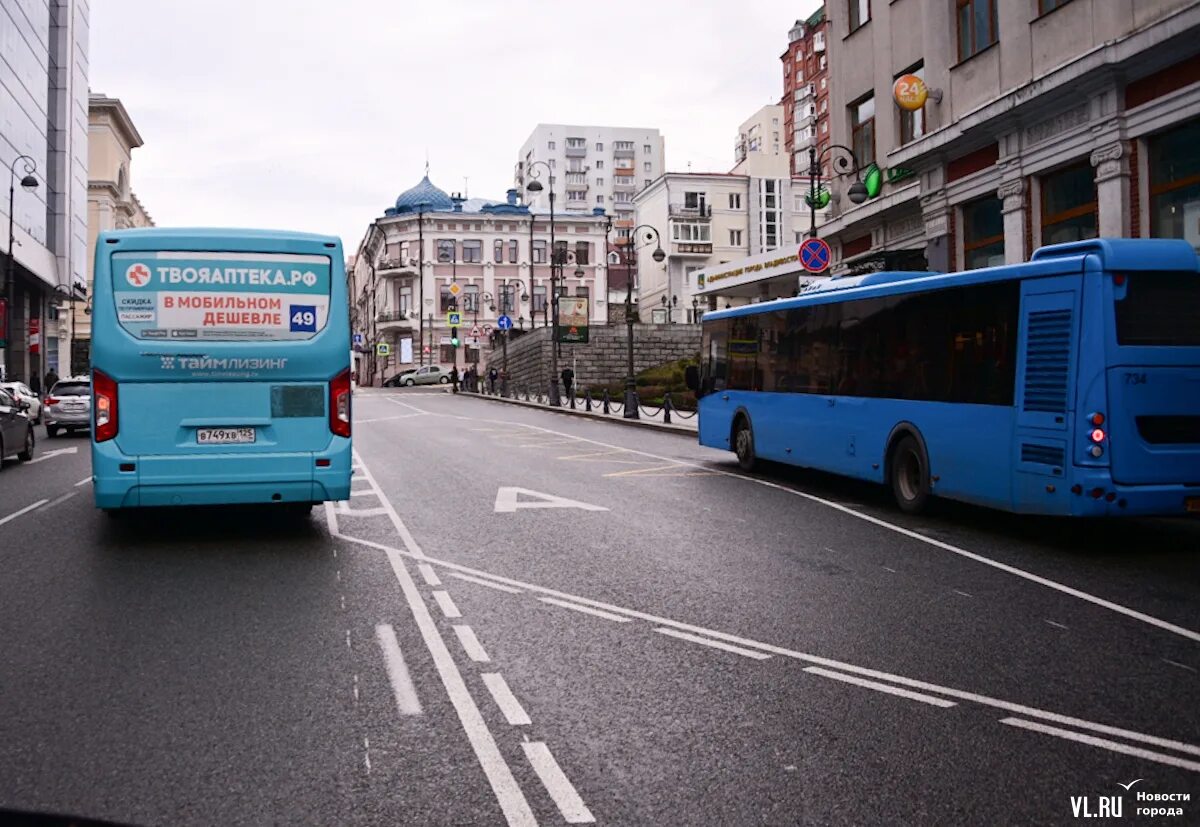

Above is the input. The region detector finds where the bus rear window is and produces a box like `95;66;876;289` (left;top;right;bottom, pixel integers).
110;251;332;341
1115;272;1200;346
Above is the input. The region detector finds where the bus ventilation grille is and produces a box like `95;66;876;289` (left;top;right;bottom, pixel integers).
1022;308;1072;413
1020;442;1065;468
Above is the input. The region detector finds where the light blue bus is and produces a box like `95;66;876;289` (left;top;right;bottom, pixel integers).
90;228;353;516
688;239;1200;517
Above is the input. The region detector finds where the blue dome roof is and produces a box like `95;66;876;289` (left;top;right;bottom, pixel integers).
394;176;454;213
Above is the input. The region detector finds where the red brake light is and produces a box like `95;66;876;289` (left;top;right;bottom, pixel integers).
1114;274;1126;286
45;396;59;406
1090;428;1106;443
1089;412;1104;426
93;369;118;442
330;368;351;438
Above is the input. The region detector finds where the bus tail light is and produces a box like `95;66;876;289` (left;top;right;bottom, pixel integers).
94;369;118;442
330;368;351;438
1090;428;1106;443
1089;412;1105;426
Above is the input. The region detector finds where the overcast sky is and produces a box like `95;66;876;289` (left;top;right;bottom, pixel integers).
91;0;820;251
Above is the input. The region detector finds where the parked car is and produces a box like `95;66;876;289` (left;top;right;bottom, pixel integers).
0;386;35;465
382;369;418;387
0;381;41;423
44;377;92;438
399;365;450;386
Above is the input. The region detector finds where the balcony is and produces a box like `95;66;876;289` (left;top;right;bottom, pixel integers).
377;257;417;277
565;144;587;158
613;147;635;158
669;203;712;219
376;310;415;331
613;179;637;191
813;32;825;52
672;242;713;257
613;201;635;212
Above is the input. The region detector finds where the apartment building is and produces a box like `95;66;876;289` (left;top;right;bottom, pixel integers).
781;6;831;178
818;0;1200;275
734;104;786;171
1;0;89;383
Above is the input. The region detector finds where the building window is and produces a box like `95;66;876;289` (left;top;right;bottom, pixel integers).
729;193;742;209
849;0;870;31
1148;120;1200;250
437;239;456;263
643;144;651;153
576;285;589;301
596;142;604;151
962;197;1005;269
597;195;605;205
568;159;584;173
439;345;456;363
497;284;516;314
957;0;997;62
566;137;586;148
533;240;547;263
596;160;604;169
898;64;926;145
1041;161;1098;245
614;141;634;151
463;284;479;312
398;241;410;262
1038;0;1071;13
684;191;707;211
730;229;743;246
851;94;875;168
509;240;519;263
644;161;652;172
596;177;604;186
567;190;587;201
644;179;653;189
672;222;712;242
548;141;556;150
575;241;591;265
462;240;482;263
494;240;504;262
398;284;412;316
440;284;456;312
533;285;547;312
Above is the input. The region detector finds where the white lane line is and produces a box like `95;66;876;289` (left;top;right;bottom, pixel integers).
539;596;632;623
36;491;77;511
882;566;898;573
337;534;1200;760
433;590;462;619
356;415;423;424
1000;717;1200;773
26;446;78;464
384;398;432;415
522;742;595;824
345;629;352;649
654;627;773;660
375;624;423;716
953;589;973;598
481;673;531;726
805;667;957;708
1163;658;1197;673
351;448;428;559
338;469;534;825
453;625;491;663
335;504;390;517
418;564;442;587
353;674;359;702
74;476;92;487
1045;619;1069;630
434;415;1200;644
350;489;377;498
0;499;49;527
364;736;371;774
451;572;523;594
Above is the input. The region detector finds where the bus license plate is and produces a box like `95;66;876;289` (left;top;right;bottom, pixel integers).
1186;497;1200;513
196;427;256;445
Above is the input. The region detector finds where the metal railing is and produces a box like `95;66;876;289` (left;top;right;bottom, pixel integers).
455;379;696;427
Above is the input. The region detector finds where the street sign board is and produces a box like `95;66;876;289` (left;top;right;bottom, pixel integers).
353;332;364;346
471;325;482;337
556;297;588;344
376;342;391;356
448;282;462;297
423;345;431;354
799;237;831;274
447;311;462;326
496;315;513;331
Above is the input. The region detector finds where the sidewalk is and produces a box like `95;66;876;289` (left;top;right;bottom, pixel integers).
463;388;699;435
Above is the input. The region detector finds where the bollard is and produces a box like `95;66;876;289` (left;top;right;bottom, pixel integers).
602;389;611;415
663;392;672;425
584;390;592;412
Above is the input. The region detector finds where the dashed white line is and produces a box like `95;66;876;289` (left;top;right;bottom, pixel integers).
1000;717;1200;773
353;674;359;702
654;627;772;660
352;448;428;559
953;589;973;598
418;564;443;587
0;499;48;527
882;566;898;573
451;572;523;594
1163;658;1196;673
350;489;377;497
363;736;371;773
74;476;92;487
376;624;423;716
36;491;77;511
433;590;462;619
522;742;595;824
453;625;491;663
805;667;957;708
345;629;352;650
539;596;632;623
481;673;531;726
1045;619;1069;630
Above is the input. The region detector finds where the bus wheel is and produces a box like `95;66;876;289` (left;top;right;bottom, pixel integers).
890;435;930;514
734;418;757;472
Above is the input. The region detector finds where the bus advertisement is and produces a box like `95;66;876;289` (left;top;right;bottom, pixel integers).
688;239;1200;517
90;228;353;516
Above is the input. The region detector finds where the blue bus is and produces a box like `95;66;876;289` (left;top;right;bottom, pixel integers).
688;239;1200;517
90;228;353;516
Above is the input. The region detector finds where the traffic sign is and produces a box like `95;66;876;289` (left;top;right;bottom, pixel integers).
423;345;431;354
376;342;391;356
353;332;364;346
497;315;513;331
471;325;481;337
447;311;462;326
799;237;831;274
448;282;462;297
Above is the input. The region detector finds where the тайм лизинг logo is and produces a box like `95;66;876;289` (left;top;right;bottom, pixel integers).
125;263;152;288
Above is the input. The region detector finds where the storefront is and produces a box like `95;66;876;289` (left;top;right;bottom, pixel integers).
1146;118;1200;250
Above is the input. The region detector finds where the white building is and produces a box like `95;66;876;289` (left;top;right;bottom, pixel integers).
351;176;613;385
1;0;89;384
733;104;786;173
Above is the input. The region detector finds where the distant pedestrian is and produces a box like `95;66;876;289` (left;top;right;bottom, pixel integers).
44;368;59;391
467;366;477;392
488;367;498;394
560;367;575;401
450;366;459;393
29;374;41;395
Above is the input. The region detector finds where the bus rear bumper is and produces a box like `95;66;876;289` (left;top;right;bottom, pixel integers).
92;438;352;509
1066;471;1200;517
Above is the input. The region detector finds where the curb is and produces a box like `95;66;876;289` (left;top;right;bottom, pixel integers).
462;392;699;437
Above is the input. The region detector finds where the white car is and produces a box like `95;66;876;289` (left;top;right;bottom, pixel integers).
0;382;42;424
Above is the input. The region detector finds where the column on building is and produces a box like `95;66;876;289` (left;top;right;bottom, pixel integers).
1091;142;1131;238
998;178;1027;264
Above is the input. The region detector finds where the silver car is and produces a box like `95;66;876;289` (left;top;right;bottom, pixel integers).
0;381;41;423
44;377;92;438
399;365;451;386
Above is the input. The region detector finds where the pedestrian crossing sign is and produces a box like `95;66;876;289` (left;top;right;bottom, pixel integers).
447;311;462;326
376;342;391;356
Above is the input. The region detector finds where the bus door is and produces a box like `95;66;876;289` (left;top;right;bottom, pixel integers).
1013;276;1082;511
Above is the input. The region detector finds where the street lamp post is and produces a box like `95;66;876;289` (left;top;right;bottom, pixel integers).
414;201;431;365
497;279;529;384
524;160;562;405
4;155;39;381
806;144;869;239
660;294;678;323
690;297;700;324
609;223;665;420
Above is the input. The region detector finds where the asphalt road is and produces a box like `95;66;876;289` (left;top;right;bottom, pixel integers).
0;390;1197;826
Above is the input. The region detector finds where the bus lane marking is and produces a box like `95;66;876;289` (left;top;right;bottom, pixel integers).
1000;718;1200;773
376;624;423;716
804;667;956;708
482;673;531;726
522;741;596;824
0;499;49;527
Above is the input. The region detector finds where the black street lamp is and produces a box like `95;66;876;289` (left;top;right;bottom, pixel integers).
498;278;530;389
414;200;432;365
690;296;701;324
525;161;562;404
806;144;869;239
4;155;39;379
660;294;678;323
608;221;664;420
